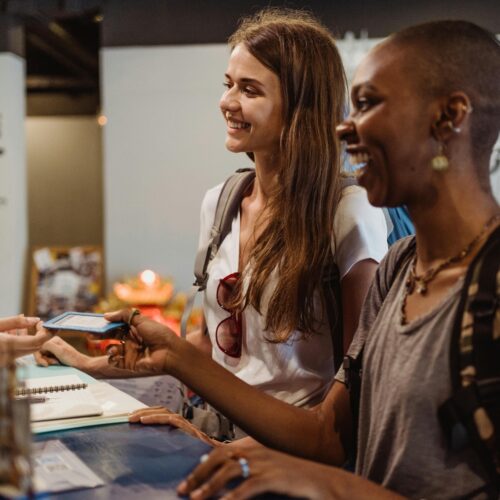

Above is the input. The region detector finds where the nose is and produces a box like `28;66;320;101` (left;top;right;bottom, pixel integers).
336;120;358;145
220;88;240;114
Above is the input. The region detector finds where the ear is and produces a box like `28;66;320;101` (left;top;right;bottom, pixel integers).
431;92;473;141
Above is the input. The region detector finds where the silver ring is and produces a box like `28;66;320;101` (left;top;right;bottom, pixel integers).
199;453;209;464
238;457;250;479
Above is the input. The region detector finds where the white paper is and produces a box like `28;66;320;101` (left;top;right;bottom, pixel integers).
31;381;147;434
33;439;104;493
26;374;103;422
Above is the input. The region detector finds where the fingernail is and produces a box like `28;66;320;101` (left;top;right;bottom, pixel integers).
177;481;187;493
191;489;202;499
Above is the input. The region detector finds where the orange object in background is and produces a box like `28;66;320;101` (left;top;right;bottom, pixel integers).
86;337;122;356
114;269;173;306
137;306;180;336
89;269;202;355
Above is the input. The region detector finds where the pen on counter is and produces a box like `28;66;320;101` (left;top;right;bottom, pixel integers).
15;395;46;404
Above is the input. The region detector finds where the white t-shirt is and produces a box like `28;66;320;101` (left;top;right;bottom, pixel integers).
198;183;388;407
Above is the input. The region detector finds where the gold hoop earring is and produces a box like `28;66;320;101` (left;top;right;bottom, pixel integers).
431;142;449;171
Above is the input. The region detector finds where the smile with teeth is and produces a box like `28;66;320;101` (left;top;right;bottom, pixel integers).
228;120;250;130
348;152;371;166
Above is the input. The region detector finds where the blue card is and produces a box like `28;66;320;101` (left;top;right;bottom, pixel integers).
43;312;127;334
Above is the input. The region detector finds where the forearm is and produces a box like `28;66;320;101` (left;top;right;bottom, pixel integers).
81;355;141;378
168;339;345;464
186;328;212;357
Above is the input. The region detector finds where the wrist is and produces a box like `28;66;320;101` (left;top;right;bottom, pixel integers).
166;335;192;378
82;354;108;377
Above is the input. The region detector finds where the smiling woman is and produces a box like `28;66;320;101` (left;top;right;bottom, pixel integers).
220;44;283;156
39;7;388;440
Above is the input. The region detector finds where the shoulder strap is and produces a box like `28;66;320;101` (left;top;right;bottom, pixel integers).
181;168;255;339
439;225;500;498
323;174;361;372
193;168;256;292
179;168;255;417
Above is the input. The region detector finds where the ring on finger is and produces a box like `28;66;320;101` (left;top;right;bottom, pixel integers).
127;308;141;326
238;457;250;479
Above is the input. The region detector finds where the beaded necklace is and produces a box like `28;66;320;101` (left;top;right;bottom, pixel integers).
401;213;500;325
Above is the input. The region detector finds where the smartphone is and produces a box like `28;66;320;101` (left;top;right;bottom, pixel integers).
43;312;127;334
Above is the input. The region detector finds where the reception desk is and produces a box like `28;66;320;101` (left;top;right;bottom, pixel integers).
35;420;210;499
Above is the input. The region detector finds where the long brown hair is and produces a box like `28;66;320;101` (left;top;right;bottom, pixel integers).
228;8;347;341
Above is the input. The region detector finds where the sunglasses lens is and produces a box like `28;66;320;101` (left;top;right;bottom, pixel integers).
216;315;242;358
217;273;239;310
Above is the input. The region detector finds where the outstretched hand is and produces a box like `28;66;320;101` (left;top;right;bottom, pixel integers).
0;315;53;358
104;309;179;374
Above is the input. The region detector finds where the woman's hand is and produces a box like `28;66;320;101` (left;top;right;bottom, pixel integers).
36;335;89;368
178;446;404;500
177;445;341;500
105;309;179;374
129;407;218;447
0;315;53;358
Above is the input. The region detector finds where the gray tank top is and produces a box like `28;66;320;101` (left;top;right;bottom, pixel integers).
338;237;488;499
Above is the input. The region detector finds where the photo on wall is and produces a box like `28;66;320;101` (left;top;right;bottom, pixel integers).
28;246;103;320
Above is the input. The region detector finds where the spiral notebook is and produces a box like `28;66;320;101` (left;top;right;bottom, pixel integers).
23;374;103;422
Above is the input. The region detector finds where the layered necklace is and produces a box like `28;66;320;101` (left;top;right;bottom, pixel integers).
401;213;500;324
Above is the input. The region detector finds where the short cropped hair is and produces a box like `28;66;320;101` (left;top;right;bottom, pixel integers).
388;21;500;162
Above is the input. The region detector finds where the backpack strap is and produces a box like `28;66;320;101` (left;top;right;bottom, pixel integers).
439;224;500;498
178;168;256;431
323;174;358;372
323;264;343;372
180;168;255;339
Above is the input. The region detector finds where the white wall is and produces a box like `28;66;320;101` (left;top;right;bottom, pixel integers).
0;53;26;315
101;45;247;292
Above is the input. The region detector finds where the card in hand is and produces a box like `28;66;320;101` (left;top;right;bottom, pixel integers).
43;312;127;335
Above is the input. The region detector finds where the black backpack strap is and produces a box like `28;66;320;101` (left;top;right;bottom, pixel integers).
323;263;343;372
439;225;500;498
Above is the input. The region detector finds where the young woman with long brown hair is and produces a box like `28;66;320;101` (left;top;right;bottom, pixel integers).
40;9;387;416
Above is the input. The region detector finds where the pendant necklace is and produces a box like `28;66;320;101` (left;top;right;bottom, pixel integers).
401;213;500;324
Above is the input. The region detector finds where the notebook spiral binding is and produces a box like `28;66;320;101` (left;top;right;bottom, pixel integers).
15;383;88;397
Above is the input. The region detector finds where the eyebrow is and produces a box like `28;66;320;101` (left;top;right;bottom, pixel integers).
351;82;377;97
224;74;264;87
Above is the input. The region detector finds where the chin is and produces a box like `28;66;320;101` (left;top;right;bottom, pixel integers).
225;141;243;154
359;178;384;208
359;166;391;207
